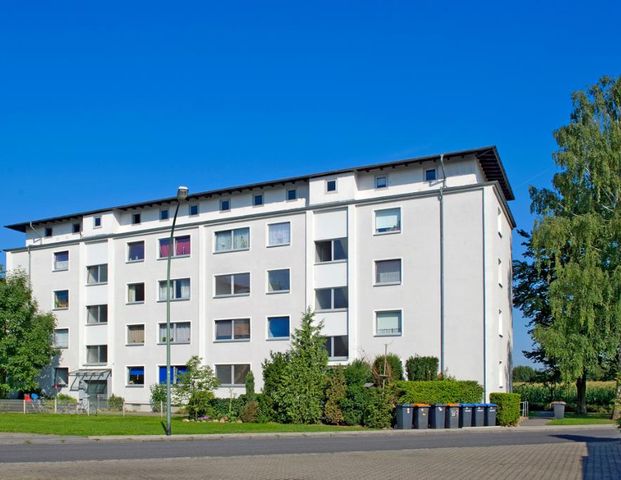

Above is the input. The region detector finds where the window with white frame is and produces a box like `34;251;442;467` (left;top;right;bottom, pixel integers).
220;199;230;211
86;264;108;285
127;366;144;385
375;175;388;189
215;227;250;252
87;305;108;324
158;278;191;301
86;345;107;364
215;318;250;341
315;238;347;263
425;168;437;181
215;364;250;386
54;290;69;309
127;324;145;345
253;194;263;206
127;241;145;262
53;328;69;348
159;322;191;344
315;287;348;311
54;368;69;387
158;235;191;258
375;259;402;285
53;251;69;271
267;316;290;339
215;273;250;296
375;208;401;234
375;310;402;336
158;365;188;384
267;269;290;293
160;209;169;220
325;336;348;359
267;222;290;246
326;179;337;192
127;283;145;303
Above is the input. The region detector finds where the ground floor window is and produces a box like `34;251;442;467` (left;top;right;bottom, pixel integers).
158;365;188;384
54;368;69;387
324;335;348;360
127;366;144;385
215;364;250;386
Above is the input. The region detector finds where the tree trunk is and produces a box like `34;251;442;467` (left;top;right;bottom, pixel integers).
576;373;587;415
612;346;621;420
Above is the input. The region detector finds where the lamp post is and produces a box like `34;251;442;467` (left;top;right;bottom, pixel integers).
166;185;189;436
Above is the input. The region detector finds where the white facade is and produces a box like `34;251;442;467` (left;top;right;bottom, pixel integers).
5;147;514;402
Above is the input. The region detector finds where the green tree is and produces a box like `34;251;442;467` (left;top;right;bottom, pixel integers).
0;271;57;397
525;76;621;415
512;365;541;383
173;356;219;419
324;367;346;424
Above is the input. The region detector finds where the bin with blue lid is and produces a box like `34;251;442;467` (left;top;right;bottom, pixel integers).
484;403;497;426
459;403;474;427
472;403;486;427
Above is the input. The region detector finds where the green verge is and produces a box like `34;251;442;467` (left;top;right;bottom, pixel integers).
547;413;615;426
0;413;365;436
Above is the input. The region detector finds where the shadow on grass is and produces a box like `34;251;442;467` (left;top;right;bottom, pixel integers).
552;434;621;479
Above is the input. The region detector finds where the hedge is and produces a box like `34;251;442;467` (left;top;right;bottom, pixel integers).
490;392;521;426
406;356;439;381
396;380;483;404
513;381;615;411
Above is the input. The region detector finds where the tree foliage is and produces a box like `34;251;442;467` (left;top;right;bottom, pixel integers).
512;365;541;383
323;366;346;425
0;271;57;397
173;356;219;419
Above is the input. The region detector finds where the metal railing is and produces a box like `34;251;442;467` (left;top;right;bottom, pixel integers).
520;400;529;418
0;398;166;416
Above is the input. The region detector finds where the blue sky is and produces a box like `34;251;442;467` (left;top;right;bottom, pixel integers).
1;0;619;366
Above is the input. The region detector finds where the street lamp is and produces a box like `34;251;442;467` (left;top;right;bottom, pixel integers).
165;186;189;436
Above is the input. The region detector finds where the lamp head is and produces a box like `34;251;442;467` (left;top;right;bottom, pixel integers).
177;186;189;201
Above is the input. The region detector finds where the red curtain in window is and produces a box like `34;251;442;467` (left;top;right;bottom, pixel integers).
159;239;170;258
176;236;191;256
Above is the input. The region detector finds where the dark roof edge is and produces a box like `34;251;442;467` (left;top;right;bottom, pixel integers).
5;146;513;232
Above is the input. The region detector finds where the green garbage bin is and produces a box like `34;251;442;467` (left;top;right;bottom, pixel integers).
413;403;430;429
395;404;413;429
459;404;474;428
429;404;447;429
445;403;460;428
484;403;497;426
472;404;485;427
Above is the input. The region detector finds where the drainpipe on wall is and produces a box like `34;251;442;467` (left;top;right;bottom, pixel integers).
438;155;447;375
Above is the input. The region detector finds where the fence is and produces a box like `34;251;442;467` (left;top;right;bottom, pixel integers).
520;400;529;418
0;397;169;416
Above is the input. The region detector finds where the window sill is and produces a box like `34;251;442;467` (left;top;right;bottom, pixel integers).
53;307;69;311
267;337;290;341
126;384;144;388
328;357;348;361
52;268;69;273
213;293;250;299
374;230;401;236
213;248;250;255
86;282;108;287
218;384;244;388
126;301;145;305
126;259;145;264
316;308;348;313
54;346;68;349
126;343;145;347
214;339;251;343
374;282;402;287
86;323;108;326
156;342;191;346
157;255;191;261
374;333;402;337
157;298;191;303
315;260;347;266
266;290;290;295
266;243;290;248
84;363;106;367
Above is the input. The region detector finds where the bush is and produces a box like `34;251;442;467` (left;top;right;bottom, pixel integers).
187;390;214;419
107;394;124;411
396;380;483;404
150;384;167;412
372;354;404;385
490;392;521;426
363;388;394;428
406;356;439;381
512;365;540;383
240;400;259;423
56;393;77;404
324;367;346;425
341;360;373;426
261;351;290;423
245;371;256;402
210;397;245;420
513;381;615;411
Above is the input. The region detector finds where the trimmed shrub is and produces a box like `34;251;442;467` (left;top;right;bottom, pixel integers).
490;392;521;426
245;371;256;402
210;397;245;420
363;388;394;429
240;400;259;423
372;354;404;385
341;360;373;426
513;381;615;412
324;367;346;425
187;390;214;419
396;380;483;404
406;356;439;381
261;351;290;423
108;394;124;411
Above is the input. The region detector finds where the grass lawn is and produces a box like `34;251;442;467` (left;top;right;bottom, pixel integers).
0;413;365;436
547;413;616;426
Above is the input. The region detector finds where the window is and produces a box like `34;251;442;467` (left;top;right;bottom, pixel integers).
127;283;145;303
127;324;145;345
375;175;388;189
159;322;191;344
326;179;337;192
375;259;402;285
215;318;250;341
53;328;69;348
253;194;263;206
86;345;107;364
267;222;290;247
87;264;108;285
72;223;81;234
267;316;290;339
215;227;250;252
189;204;199;216
45;227;53;237
87;305;108;324
94;216;102;228
267;269;290;293
127;366;144;385
127;241;145;262
158;278;191;301
498;310;503;337
375;310;402;336
54;251;69;271
375;208;401;234
315;239;347;263
159;365;188;384
287;189;297;200
160;209;169;220
132;213;141;225
325;336;348;359
497;207;502;237
220;199;230;211
215;273;250;296
315;287;348;311
425;168;437;181
498;259;503;286
215;364;250;386
159;235;191;258
54;368;69;387
54;290;69;309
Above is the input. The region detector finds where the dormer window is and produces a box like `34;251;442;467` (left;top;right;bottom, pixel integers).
375;175;388;189
94;216;102;228
425;168;437;181
189;204;199;216
253;194;263;206
220;199;230;211
72;223;81;234
44;227;53;237
326;180;337;192
287;189;297;201
132;213;141;225
160;209;169;220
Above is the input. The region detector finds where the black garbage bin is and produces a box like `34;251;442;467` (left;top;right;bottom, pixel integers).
459;404;474;428
413;404;430;429
429;404;447;429
395;404;413;429
484;403;497;426
472;403;485;427
445;404;460;429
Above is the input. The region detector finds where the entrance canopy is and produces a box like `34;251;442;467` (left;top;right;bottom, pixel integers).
68;369;111;391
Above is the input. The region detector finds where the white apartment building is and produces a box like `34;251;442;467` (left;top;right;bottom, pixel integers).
4;146;514;403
